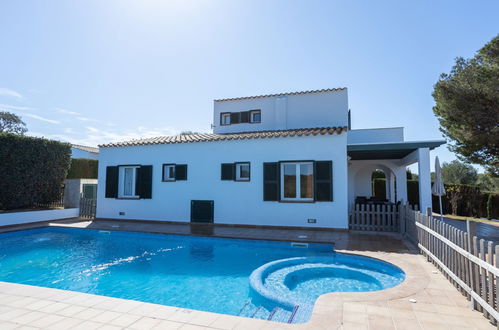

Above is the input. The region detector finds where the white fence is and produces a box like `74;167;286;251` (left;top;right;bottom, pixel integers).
349;203;400;232
400;204;498;325
0;208;79;227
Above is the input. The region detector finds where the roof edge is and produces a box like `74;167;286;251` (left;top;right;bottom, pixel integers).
71;144;99;153
347;140;446;151
99;126;348;148
214;87;347;102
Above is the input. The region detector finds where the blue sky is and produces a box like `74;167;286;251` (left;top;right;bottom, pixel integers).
0;1;497;172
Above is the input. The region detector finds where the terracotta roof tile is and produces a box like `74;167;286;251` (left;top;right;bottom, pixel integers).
214;88;347;102
72;144;99;153
99;127;347;148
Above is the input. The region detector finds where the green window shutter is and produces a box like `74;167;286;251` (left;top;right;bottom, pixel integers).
263;162;279;201
136;165;153;199
230;112;240;124
175;164;188;180
314;161;333;202
105;166;118;198
221;163;235;180
240;111;250;123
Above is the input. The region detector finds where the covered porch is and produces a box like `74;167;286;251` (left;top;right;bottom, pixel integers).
347;140;445;213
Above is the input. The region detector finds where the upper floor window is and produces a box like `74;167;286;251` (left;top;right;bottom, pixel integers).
219;110;261;126
220;113;231;126
250;110;261;123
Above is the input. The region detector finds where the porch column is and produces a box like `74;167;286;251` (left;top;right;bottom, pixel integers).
394;167;407;203
389;173;396;203
417;147;432;212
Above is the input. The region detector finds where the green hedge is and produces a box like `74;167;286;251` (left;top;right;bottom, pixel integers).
67;158;98;179
372;177;498;219
0;133;71;210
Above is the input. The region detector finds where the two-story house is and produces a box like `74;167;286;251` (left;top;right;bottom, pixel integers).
96;88;444;229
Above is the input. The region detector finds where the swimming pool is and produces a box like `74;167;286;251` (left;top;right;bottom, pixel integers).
0;227;404;323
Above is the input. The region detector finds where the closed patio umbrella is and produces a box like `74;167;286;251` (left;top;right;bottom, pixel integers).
431;156;446;221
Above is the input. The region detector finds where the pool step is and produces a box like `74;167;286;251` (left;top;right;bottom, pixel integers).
288;305;299;323
238;303;296;323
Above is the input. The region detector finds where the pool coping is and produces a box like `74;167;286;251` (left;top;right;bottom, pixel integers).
0;219;489;329
0;249;427;330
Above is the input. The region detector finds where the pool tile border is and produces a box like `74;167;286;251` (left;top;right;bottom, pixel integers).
0;219;494;329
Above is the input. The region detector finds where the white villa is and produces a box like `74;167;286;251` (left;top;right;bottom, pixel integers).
97;88;444;229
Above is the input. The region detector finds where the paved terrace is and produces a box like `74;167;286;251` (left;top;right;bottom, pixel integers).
0;218;494;330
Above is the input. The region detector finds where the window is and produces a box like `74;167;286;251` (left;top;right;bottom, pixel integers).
220;110;261;125
221;162;250;181
162;164;188;181
82;184;97;199
163;164;176;181
106;165;152;199
235;162;250;181
220;113;231;126
280;162;314;201
118;166;139;198
250;110;261;123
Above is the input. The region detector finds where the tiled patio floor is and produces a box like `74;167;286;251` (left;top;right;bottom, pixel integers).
0;218;494;329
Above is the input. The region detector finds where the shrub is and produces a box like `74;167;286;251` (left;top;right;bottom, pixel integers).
0;133;71;210
67;158;98;179
371;177;498;218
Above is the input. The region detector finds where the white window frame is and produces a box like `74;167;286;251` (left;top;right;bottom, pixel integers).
280;162;314;201
221;113;231;126
235;162;250;181
250;110;261;123
118;165;139;198
163;164;176;182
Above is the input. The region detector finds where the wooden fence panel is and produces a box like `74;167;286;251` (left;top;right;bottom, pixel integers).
400;203;498;325
349;204;399;232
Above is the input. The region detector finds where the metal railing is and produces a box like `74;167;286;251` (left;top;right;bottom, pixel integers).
79;197;96;218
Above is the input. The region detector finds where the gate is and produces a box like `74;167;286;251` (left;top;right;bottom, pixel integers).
79;197;96;218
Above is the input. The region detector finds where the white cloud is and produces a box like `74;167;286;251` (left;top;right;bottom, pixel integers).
76;116;99;122
0;104;35;111
24;114;60;124
73;126;179;146
0;88;22;99
28;124;179;148
56;108;81;115
86;126;100;133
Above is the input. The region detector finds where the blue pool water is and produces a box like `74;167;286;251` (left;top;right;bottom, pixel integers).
0;227;404;323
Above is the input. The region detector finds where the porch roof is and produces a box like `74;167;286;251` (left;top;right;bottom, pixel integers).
347;140;445;160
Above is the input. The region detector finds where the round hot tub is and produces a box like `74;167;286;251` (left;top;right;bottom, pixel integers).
248;253;405;322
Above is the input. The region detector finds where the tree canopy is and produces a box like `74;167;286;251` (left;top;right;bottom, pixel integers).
0;111;27;135
432;35;499;176
441;160;478;185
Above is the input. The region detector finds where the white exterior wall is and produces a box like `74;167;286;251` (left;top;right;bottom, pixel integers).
96;134;349;229
213;89;348;134
0;208;79;227
71;147;98;160
347;127;404;144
